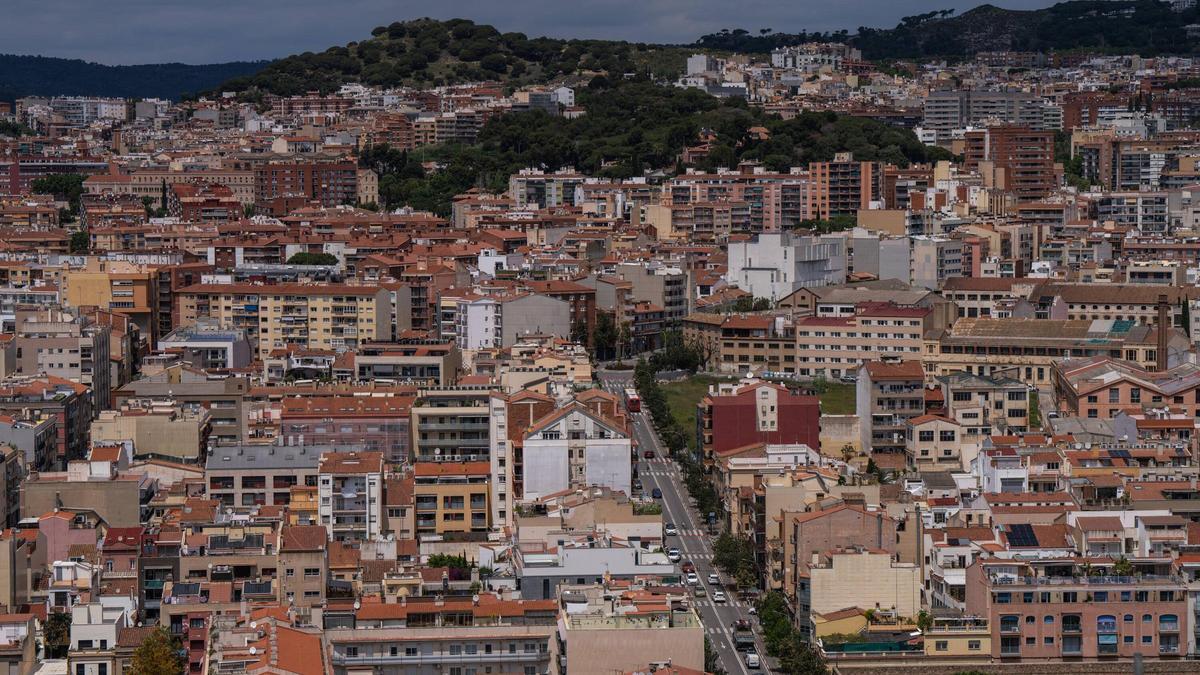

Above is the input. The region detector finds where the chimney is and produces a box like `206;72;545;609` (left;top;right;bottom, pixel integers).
1157;294;1170;372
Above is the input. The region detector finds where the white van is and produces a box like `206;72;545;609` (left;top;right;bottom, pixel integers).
745;652;761;669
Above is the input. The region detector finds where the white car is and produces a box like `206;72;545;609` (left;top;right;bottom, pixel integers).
666;548;681;562
745;652;761;669
664;522;678;536
712;589;727;603
685;572;699;585
707;573;720;585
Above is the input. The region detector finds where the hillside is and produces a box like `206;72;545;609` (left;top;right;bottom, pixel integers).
853;0;1200;59
362;78;954;215
0;54;266;101
218;18;692;97
696;1;1200;59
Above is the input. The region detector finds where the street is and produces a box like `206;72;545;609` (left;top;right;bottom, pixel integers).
599;370;767;675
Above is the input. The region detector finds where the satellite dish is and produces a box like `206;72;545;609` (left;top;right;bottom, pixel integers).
472;594;480;604
249;647;256;655
249;621;256;629
353;600;361;610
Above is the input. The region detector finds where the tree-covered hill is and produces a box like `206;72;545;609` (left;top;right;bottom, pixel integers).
0;54;266;101
699;1;1200;58
218;18;692;96
363;78;953;215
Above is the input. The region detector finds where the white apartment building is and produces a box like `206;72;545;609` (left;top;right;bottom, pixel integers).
727;231;846;301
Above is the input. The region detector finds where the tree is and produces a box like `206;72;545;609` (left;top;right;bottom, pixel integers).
129;626;184;675
1180;298;1191;337
44;611;71;658
69;230;89;254
286;252;339;266
916;609;933;633
243;203;257;218
31;174;85;214
426;553;471;569
1113;556;1135;577
591;312;618;361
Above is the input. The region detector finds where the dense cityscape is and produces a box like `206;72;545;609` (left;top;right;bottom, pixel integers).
2;3;1200;674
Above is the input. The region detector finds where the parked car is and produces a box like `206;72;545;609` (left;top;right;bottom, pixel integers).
712;589;728;603
651;487;663;499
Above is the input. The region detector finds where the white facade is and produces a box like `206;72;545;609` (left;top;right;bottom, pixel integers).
727;231;846;301
522;406;631;500
457;297;500;350
318;464;384;541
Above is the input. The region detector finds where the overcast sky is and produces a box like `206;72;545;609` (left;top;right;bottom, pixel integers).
5;0;1058;65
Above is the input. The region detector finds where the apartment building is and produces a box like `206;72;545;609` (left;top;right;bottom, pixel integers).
613;261;689;323
157;323;253;371
353;339;461;386
279;395;412;463
91;401;211;463
857;360;926;456
1053;357;1200;419
62;258;159;346
325;594;559;675
11;308;112;410
0;375;93;465
697;381;820;464
923;90;1054;139
726;231;847;301
1028;283;1200;325
965;559;1188;660
410;387;492;463
177;283;390;358
204;443;323;508
509;168;586;208
795;302;930;380
1096;192;1170;232
412;461;490;536
558;584;704;673
808;153;882;219
521;402;631;500
927;318;1190;385
906;415;964;471
248;158;360;213
317;451;385;541
937;371;1031;438
0;412;56;474
964;126;1055;200
114;365;247;444
809;549;922;619
22;458;154;527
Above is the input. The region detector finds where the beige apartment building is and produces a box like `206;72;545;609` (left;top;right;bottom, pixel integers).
905;415;963;471
794;302;931;380
84;169;257;207
63;258;159;345
177;283;391;358
91;401;212;463
809;549;921;618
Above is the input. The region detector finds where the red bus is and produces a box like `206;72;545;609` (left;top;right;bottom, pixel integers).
624;388;641;413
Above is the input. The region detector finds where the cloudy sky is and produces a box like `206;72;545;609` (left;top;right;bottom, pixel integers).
5;0;1058;65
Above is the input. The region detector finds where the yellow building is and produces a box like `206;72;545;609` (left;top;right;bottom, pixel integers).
176;283;391;358
812;608;868;638
63;257;159;343
412;461;490;536
923;617;991;658
287;486;319;525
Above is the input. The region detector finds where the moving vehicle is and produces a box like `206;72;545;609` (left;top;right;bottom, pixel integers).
712;589;727;603
685;572;699;585
734;619;751;632
625;388;641;413
681;560;696;574
693;584;707;597
745;652;761;669
708;573;721;585
735;633;756;652
664;522;678;536
643;450;655;459
666;548;681;562
651;487;663;499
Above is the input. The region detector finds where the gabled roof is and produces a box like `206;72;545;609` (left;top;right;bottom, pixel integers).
524;401;628;440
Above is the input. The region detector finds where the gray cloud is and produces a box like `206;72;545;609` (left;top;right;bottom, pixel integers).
3;0;1057;64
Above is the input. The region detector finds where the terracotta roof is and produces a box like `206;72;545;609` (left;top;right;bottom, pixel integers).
280;525;327;552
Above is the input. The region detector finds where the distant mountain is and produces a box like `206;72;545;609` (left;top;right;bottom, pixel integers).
216;18;692;97
0;54;268;101
697;1;1200;59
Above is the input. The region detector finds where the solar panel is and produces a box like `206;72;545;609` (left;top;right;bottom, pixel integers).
242;581;273;596
1008;523;1039;547
1110;449;1132;460
173;583;201;596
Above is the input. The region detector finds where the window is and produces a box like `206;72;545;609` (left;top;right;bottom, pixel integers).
935;641;948;651
1130;387;1141;404
304;568;320;577
1043;615;1054;623
919;430;934;442
968;640;981;650
1109;389;1120;403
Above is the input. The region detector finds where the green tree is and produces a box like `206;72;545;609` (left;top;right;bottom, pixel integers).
31;174;86;214
286;252;339;266
591;312;618;361
427;553;471;569
44;611;72;658
916;609;933;633
69;230;89;254
129;626;185;675
1113;556;1135;576
243;203;257;218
